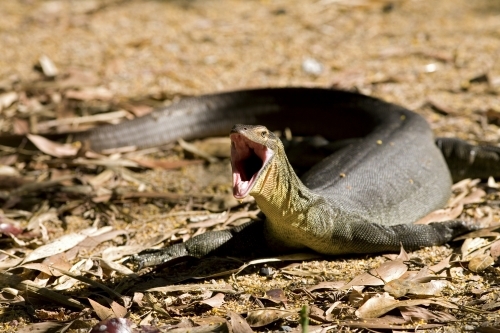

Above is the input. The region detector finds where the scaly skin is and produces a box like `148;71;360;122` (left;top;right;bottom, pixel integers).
230;124;473;256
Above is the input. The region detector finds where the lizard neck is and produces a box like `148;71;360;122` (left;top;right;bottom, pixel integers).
250;152;317;225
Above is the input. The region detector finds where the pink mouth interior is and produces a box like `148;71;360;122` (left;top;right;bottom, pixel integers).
230;133;273;199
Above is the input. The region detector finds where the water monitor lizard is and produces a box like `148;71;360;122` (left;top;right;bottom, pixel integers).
10;88;500;268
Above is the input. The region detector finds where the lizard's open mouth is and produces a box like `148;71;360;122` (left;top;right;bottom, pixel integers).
230;133;274;199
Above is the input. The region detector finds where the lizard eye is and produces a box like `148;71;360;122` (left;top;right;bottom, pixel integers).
261;131;268;138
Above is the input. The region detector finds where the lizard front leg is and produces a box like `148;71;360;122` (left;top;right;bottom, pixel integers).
129;220;274;269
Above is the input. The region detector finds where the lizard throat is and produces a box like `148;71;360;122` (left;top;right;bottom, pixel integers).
230;133;274;199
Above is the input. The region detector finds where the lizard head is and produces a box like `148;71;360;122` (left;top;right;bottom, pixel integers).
230;124;282;199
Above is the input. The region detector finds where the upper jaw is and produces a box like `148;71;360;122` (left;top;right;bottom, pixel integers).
230;132;274;199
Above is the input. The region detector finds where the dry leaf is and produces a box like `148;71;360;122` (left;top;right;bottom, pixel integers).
88;298;115;321
0;287;25;304
399;305;456;322
20;263;61;277
384;277;447;298
88;169;115;188
459;188;487;205
415;204;463;224
265;289;287;303
66;229;128;260
355;293;456;319
246;308;293;327
27;134;79;158
429;255;452;273
98;259;136;276
0;91;18;111
343;260;407;288
455;224;500;240
13;118;29;135
427;96;458;116
121;102;153;117
384;266;448;297
307;281;345;292
355;292;398;318
200;293;225;308
42;253;73;275
396;245;410;261
192;317;230;333
22;231;90;264
461;237;488;258
488;176;499;189
108;300;128;318
308;305;329;323
228;311;253;333
468;254;494;272
491;240;500;261
482;301;500;311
